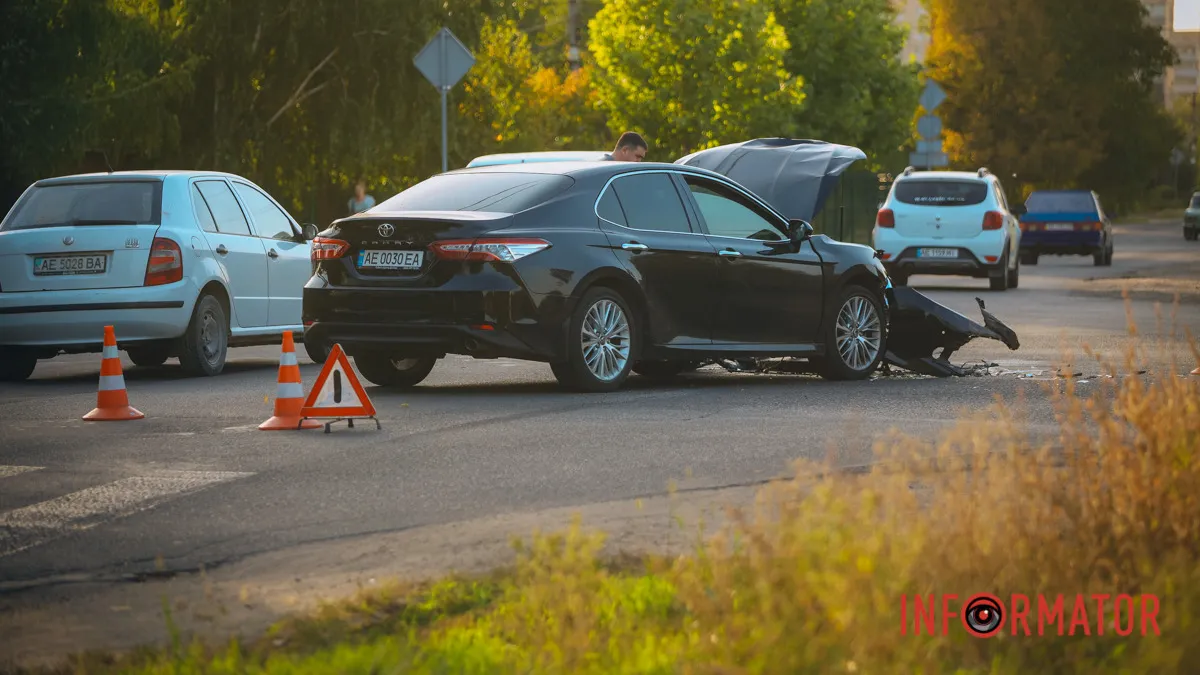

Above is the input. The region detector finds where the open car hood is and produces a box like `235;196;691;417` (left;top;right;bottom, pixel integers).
674;138;868;222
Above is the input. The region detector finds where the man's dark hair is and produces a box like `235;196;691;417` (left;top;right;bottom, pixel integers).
615;131;648;151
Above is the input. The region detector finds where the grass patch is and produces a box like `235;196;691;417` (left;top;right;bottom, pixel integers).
17;318;1200;674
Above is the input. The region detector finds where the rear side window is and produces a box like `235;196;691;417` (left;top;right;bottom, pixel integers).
1025;192;1097;213
597;187;628;226
893;180;988;206
195;180;253;236
610;173;692;233
375;173;574;213
1;181;162;231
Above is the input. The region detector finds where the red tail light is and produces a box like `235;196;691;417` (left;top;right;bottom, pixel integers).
1081;221;1103;231
144;237;183;286
982;211;1004;230
311;236;350;261
876;208;895;228
431;238;551;262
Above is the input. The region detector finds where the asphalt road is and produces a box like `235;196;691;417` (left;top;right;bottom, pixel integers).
1;220;1197;592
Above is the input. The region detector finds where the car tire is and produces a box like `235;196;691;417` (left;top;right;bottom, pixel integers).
632;359;701;378
177;293;229;377
550;286;638;392
814;284;887;381
0;349;37;382
352;354;438;388
989;252;1010;291
1020;251;1039;265
127;343;173;368
303;336;330;364
1007;255;1020;289
1103;240;1114;266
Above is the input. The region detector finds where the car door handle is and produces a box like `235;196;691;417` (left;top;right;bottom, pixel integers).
267;248;279;259
718;249;742;258
215;244;228;255
621;242;648;251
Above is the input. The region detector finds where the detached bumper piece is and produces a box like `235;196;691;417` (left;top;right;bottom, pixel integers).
884;287;1020;377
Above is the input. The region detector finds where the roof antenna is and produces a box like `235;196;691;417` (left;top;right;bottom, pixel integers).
102;150;114;174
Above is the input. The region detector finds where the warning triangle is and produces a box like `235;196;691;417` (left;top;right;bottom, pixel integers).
300;343;376;418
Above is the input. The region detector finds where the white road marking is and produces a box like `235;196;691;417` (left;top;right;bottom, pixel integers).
0;466;43;479
0;470;252;558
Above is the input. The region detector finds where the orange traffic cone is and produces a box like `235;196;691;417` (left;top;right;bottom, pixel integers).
260;332;323;431
83;326;144;421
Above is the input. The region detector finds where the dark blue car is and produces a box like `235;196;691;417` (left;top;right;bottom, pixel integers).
1017;190;1113;267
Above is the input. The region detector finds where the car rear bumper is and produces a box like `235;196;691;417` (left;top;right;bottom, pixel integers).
302;286;567;362
1018;231;1103;255
0;282;196;352
882;247;1002;279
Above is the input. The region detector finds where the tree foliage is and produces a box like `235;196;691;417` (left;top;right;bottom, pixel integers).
588;0;805;160
923;0;1178;207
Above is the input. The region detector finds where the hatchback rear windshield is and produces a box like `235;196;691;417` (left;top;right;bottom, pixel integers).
1;180;163;231
374;173;574;214
893;180;988;206
1025;191;1096;213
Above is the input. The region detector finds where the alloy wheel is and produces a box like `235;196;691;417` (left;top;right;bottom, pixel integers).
199;308;224;367
835;295;882;372
581;299;631;382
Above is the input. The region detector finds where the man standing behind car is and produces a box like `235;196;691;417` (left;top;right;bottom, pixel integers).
604;132;648;162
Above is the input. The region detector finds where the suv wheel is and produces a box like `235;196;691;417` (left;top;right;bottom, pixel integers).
815;285;886;381
178;294;229;376
0;348;38;382
989;251;1010;291
353;354;438;388
551;286;638;392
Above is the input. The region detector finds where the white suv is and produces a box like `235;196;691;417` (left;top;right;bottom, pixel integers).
872;167;1021;291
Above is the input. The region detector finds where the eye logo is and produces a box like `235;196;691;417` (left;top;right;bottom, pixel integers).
963;594;1004;638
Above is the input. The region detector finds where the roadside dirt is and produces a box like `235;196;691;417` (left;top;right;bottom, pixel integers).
0;482;765;670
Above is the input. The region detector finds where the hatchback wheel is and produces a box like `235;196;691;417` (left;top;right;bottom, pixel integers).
178;294;229;376
1021;251;1039;265
128;342;173;368
353;354;438;388
0;348;37;382
815;285;886;381
551;287;637;392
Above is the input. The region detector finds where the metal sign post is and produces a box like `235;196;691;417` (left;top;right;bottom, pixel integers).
414;28;476;173
911;80;949;169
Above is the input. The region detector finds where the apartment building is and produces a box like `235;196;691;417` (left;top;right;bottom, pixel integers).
1143;0;1200;106
892;0;929;64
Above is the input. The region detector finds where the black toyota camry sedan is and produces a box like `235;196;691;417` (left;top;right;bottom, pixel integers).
303;152;891;392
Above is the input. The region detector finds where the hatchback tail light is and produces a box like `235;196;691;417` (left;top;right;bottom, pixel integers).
311;236;350;261
876;208;895;228
432;238;551;262
982;211;1004;230
144;238;183;286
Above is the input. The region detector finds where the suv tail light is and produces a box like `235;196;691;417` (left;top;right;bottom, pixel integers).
982;211;1004;230
311;236;350;261
432;238;551;262
144;237;183;286
876;208;895;228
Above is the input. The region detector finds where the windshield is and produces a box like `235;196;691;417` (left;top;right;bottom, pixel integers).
893;180;988;206
1;180;163;232
1025;191;1096;213
374;173;574;214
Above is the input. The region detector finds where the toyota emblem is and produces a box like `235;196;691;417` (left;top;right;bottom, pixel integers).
63;236;75;246
377;223;395;238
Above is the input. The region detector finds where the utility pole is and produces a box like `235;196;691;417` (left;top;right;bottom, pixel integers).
567;0;581;70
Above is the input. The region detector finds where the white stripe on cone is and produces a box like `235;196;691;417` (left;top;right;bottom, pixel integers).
275;382;303;399
102;346;119;359
98;374;126;392
279;352;298;366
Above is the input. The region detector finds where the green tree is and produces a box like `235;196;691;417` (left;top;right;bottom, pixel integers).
923;0;1178;208
587;0;805;159
771;0;920;164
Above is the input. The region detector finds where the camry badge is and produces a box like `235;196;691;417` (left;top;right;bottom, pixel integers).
62;236;74;246
377;223;395;238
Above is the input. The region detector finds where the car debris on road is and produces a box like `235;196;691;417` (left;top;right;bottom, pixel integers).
882;288;1020;377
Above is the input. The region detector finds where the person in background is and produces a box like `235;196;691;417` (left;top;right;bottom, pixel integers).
348;180;376;215
604;132;648;162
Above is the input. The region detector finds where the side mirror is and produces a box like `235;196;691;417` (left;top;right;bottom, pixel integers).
789;219;814;242
301;223;319;240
